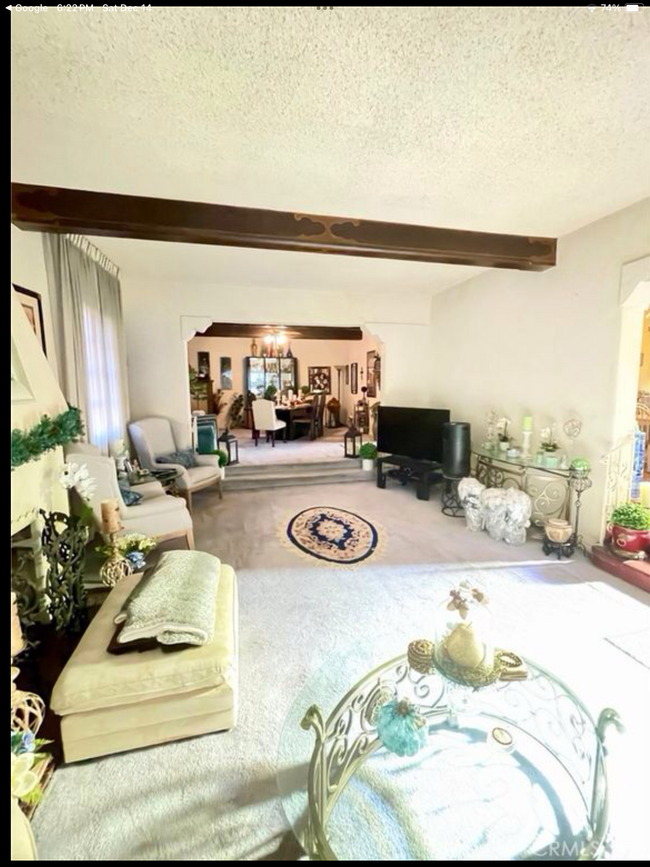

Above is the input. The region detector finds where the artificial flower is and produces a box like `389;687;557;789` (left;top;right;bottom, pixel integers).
59;462;97;504
11;752;38;799
10;730;35;755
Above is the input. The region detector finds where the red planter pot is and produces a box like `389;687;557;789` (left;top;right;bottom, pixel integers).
609;523;650;559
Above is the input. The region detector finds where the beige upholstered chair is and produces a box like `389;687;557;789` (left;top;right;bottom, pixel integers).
251;399;287;446
129;417;224;510
65;447;194;548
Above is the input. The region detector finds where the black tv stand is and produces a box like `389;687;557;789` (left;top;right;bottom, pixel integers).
376;454;443;501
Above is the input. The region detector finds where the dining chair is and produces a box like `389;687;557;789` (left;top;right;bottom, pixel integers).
251;399;287;447
292;399;317;441
316;392;327;438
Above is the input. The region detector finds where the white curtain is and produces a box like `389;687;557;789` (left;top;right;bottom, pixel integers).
43;234;129;455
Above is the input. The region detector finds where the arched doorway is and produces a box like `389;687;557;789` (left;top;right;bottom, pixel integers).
601;256;650;539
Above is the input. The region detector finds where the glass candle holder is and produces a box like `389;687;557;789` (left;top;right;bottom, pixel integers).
434;584;494;684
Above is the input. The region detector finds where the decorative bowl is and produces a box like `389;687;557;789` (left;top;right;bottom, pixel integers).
544;519;573;544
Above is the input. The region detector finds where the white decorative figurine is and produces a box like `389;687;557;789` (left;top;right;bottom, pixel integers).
458;477;486;532
481;488;509;541
503;488;532;545
475;486;532;546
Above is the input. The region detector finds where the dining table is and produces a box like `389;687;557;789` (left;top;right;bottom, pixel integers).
274;401;314;440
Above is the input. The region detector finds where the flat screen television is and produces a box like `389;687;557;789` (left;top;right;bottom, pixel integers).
377;406;450;462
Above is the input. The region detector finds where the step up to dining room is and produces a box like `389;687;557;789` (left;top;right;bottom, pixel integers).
223;459;373;491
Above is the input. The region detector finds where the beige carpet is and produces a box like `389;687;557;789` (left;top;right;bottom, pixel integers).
236;427;346;466
192;480;565;571
32;483;650;861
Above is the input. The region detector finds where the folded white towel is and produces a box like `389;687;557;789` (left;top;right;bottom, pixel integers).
117;550;221;647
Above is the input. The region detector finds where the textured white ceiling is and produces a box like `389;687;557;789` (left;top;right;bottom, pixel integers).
10;6;650;289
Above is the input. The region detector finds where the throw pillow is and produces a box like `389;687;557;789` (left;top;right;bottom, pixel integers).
118;482;143;506
156;449;198;469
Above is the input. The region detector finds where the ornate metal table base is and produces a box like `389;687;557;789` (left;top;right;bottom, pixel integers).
473;450;592;544
300;653;620;861
441;477;464;518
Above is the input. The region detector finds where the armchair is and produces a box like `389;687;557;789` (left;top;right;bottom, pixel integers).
128;417;224;511
65;442;165;501
65;449;194;548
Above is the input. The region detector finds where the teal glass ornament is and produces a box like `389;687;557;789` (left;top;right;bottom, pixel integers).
376;698;427;757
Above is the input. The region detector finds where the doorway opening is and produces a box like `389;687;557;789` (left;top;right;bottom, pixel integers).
185;322;383;468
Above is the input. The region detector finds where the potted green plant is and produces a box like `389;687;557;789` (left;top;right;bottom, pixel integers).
300;385;310;398
225;393;244;432
204;448;229;476
608;502;650;559
359;442;378;471
264;384;278;402
538;426;560;467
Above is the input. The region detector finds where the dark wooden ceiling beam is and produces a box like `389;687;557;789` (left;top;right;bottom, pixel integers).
11;182;556;271
198;323;363;341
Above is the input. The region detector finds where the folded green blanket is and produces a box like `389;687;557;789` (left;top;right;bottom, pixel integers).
116;550;221;647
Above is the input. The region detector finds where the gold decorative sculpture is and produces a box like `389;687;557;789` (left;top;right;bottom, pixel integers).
405;582;529;688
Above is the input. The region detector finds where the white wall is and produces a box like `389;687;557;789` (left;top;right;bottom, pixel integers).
187;332;382;427
11;287;68;535
121;279;431;447
428;198;650;545
11;228;68;532
11;226;59;382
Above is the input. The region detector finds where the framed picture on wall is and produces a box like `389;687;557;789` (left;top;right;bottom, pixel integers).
197;351;211;379
308;366;331;394
220;356;233;390
350;363;358;395
366;350;379;398
345;365;349;385
13;285;47;357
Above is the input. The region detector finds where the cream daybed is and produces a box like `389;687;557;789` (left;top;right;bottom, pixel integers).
51;564;238;763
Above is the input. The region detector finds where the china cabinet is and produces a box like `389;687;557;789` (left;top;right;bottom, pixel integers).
245;356;297;398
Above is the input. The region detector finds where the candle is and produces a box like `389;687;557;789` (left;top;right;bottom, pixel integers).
640;482;650;509
522;416;533;432
101;499;122;535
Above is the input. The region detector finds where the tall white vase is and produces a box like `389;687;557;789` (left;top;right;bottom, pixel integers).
521;430;533;459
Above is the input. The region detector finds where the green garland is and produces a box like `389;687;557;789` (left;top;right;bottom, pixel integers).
11;406;84;470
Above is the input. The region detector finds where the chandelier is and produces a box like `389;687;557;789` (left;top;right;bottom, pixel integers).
262;328;288;355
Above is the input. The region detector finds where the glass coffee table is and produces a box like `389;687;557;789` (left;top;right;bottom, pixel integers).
278;648;621;861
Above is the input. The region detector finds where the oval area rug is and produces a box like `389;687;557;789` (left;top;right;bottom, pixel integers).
283;507;384;566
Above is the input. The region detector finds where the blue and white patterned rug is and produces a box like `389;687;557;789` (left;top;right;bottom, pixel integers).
283;506;384;566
